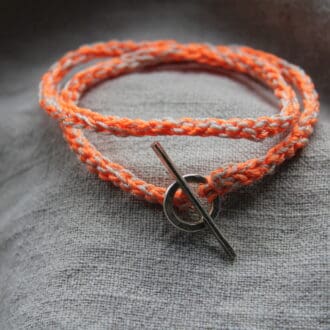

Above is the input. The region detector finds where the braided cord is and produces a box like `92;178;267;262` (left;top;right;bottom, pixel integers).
39;40;319;204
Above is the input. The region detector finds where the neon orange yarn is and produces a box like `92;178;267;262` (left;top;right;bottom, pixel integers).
39;40;319;204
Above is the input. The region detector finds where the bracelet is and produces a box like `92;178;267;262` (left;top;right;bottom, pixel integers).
39;40;319;258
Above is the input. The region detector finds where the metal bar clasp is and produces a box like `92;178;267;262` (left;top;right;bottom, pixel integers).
151;141;236;260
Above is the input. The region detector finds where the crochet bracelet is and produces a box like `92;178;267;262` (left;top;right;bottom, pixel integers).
39;40;319;259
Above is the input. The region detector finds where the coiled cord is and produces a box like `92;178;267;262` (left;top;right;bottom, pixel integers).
39;40;319;204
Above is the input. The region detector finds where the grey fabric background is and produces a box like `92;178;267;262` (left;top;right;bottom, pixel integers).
0;0;329;329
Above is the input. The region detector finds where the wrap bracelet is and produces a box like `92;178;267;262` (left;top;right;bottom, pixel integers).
39;40;319;259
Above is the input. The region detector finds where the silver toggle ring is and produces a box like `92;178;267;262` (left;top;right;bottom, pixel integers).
163;174;221;232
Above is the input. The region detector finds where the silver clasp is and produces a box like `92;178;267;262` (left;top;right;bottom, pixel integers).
151;141;236;260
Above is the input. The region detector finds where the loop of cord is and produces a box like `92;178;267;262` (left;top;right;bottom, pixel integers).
39;40;319;204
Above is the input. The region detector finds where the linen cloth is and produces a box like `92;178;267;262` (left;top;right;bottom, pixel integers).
0;0;329;329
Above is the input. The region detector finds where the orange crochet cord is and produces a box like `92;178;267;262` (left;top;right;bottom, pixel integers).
39;40;319;204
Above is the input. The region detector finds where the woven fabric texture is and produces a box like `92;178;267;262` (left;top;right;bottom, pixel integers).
0;0;329;329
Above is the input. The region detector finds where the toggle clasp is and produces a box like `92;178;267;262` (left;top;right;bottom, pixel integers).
151;141;236;260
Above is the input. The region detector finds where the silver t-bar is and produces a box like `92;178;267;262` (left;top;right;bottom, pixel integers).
151;141;236;260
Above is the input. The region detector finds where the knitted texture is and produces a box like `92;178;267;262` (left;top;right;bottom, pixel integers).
39;40;319;204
